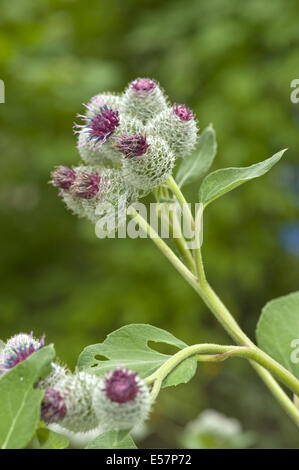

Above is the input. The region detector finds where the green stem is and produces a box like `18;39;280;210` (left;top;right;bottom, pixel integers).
128;207;197;288
166;176;205;282
165;207;196;274
128;206;299;425
166;176;195;231
145;343;299;398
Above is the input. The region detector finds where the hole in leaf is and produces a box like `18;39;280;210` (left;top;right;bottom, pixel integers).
94;354;109;362
147;341;180;356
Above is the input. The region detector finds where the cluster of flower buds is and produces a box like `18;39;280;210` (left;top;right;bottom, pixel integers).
0;331;151;436
41;368;151;435
50;78;199;229
50;164;133;226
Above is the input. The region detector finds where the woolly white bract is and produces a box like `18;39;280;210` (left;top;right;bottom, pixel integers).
52;371;101;433
38;361;69;389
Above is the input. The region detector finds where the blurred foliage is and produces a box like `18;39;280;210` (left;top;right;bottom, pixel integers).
178;409;256;449
0;0;299;448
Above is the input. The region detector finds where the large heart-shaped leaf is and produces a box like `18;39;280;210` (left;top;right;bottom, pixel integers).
0;346;55;449
199;149;286;206
77;324;197;388
256;291;299;379
176;125;217;188
86;430;136;449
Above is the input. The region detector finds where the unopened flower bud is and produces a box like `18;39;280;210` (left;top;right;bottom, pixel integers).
148;104;198;158
131;78;156;93
70;171;101;199
114;134;149;158
120;78;167;123
49;166;76;191
122;136;175;192
92;368;151;431
53;371;100;433
173;103;194;122
41;388;67;424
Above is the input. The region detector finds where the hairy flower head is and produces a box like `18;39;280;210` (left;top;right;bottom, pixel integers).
49;166;76;191
114;134;149;159
148;104;198;158
53;371;101;433
130;78;156;93
173;103;194;121
122;135;175;193
75;105;120;146
0;332;45;372
104;369;139;403
120;78;167;123
41;388;67;424
69;170;101;199
92;368;151;431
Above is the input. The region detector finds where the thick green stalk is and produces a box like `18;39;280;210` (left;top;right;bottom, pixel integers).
128;207;299;425
145;343;299;398
160;206;196;273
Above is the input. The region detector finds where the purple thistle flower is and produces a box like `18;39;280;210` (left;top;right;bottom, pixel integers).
49;166;76;190
41;388;67;424
173;104;194;122
104;369;139;404
114;134;149;158
130;78;156;93
2;332;45;371
70;171;101;199
75;105;119;145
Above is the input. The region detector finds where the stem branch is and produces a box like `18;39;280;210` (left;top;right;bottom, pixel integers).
128;194;299;425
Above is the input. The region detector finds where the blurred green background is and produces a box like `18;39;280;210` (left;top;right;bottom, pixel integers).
0;0;299;448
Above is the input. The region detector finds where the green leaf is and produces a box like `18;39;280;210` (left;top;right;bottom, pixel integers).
256;291;299;378
77;324;197;388
35;424;69;449
0;346;55;449
176;125;217;188
199;149;286;206
86;430;137;449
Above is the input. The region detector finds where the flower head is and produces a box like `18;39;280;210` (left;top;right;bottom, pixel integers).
130;78;156;93
53;371;100;433
114;134;149;158
120;79;167;123
104;369;139;403
49;166;76;190
1;332;45;372
75;105;119;146
148;105;198;158
70;171;101;199
41;388;67;424
173;104;194;121
92;368;151;431
122;136;175;192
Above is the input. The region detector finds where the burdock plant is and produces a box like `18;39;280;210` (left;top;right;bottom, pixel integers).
0;78;298;449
